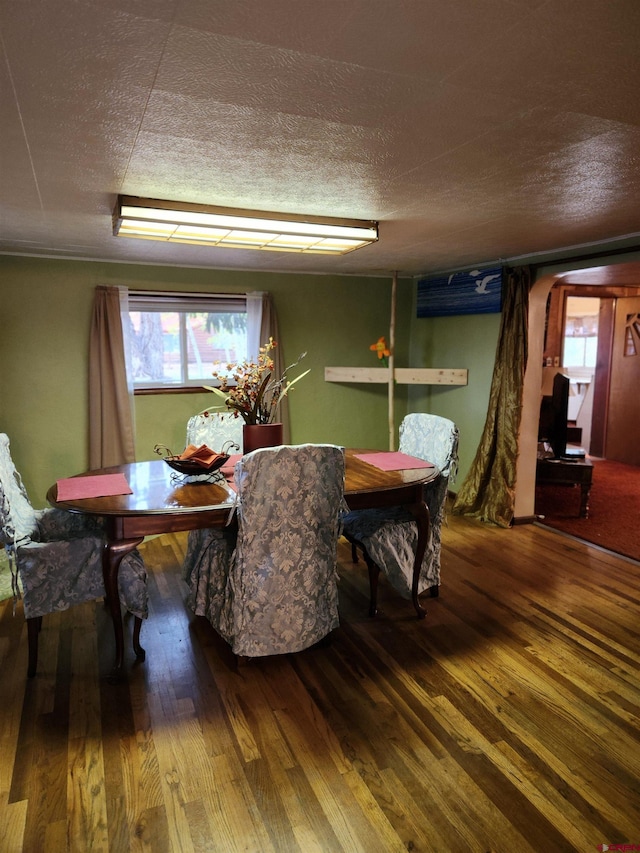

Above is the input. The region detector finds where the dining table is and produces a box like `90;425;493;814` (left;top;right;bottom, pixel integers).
47;448;440;679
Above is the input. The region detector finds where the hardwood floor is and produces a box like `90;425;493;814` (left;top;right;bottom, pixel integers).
1;515;639;852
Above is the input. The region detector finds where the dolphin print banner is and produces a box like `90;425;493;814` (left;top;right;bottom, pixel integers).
417;266;503;317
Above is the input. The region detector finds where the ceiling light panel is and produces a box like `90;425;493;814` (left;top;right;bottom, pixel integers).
113;196;378;255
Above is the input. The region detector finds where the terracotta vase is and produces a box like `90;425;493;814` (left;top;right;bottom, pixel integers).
242;422;284;454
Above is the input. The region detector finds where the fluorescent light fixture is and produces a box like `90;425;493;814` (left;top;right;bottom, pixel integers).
113;196;378;255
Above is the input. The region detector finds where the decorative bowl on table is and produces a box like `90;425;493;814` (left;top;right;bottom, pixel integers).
154;443;230;476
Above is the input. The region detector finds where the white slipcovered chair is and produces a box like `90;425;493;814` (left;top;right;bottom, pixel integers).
186;411;243;454
342;413;459;615
183;444;345;659
0;433;148;677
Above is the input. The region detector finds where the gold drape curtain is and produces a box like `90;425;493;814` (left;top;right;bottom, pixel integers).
452;266;531;527
89;285;135;468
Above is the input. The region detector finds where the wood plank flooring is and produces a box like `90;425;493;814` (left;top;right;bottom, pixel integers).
1;515;639;852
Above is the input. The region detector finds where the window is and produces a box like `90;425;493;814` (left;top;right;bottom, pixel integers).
126;292;247;391
562;296;599;369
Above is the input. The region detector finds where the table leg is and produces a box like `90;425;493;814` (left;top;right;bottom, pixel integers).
103;537;144;681
407;500;430;620
579;482;591;518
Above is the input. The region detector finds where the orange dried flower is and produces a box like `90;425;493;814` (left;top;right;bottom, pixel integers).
370;336;391;364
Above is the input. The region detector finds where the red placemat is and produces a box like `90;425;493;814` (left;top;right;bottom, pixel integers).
220;454;242;476
219;454;242;491
56;473;133;501
355;451;434;471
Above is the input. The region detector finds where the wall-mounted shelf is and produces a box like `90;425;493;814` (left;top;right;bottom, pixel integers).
325;367;468;385
328;271;469;449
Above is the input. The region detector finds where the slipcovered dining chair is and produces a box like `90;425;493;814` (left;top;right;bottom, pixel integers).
186;411;243;454
183;443;346;659
0;433;148;677
342;413;459;615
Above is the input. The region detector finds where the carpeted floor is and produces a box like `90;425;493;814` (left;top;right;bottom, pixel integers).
535;457;640;562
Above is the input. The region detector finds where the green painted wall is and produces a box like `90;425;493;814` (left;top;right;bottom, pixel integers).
3;251;635;523
406;304;501;485
0;256;415;506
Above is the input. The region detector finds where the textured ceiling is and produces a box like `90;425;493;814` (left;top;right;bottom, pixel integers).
1;0;640;277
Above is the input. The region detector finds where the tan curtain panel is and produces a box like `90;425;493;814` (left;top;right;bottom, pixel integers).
247;291;291;444
259;293;291;443
452;266;531;527
89;285;136;468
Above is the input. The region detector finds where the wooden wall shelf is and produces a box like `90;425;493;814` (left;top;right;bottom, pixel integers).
324;367;468;386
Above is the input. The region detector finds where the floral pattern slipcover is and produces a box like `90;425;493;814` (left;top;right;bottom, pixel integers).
183;444;346;657
0;433;147;621
186;412;244;454
342;414;459;598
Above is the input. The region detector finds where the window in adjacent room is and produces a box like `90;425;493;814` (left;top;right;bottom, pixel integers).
126;292;247;391
562;296;600;369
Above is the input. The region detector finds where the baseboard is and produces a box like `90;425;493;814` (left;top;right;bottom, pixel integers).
447;491;538;527
512;515;537;525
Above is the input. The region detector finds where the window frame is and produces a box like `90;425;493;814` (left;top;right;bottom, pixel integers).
126;290;248;395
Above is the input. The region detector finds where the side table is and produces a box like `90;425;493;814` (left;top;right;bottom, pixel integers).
536;457;594;518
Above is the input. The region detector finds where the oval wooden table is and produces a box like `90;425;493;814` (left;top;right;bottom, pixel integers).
48;449;439;679
342;449;440;618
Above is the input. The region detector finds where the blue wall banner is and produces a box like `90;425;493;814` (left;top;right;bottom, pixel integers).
417;267;503;317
